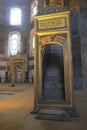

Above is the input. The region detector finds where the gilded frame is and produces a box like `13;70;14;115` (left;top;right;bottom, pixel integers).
34;12;73;109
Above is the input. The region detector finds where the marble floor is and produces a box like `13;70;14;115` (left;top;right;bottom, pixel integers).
0;83;87;130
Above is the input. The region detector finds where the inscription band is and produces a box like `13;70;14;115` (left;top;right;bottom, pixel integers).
38;18;66;30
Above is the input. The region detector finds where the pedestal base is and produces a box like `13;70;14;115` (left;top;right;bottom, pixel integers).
35;109;71;121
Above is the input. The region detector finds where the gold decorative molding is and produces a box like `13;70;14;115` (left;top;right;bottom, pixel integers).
39;35;66;46
35;11;70;31
34;11;73;108
39;18;66;30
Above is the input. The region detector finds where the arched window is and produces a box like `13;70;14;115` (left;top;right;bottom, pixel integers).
30;29;35;56
31;0;38;22
8;32;21;56
10;8;22;25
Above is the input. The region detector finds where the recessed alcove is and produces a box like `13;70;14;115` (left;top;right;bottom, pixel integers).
42;44;65;101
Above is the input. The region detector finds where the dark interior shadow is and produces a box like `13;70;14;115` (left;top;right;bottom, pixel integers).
42;44;65;101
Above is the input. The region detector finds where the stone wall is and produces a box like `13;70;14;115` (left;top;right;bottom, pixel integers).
70;0;87;89
79;8;87;88
70;9;83;89
0;38;5;54
0;55;8;82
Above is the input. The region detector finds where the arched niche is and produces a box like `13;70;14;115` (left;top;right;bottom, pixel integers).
38;35;67;102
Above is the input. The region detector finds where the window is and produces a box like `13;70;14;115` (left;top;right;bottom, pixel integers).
31;0;38;22
8;32;21;56
30;29;35;56
10;8;22;25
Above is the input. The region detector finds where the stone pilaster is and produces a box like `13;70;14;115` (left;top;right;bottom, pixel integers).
78;1;87;88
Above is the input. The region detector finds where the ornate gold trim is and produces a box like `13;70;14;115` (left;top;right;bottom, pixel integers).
34;11;73;108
